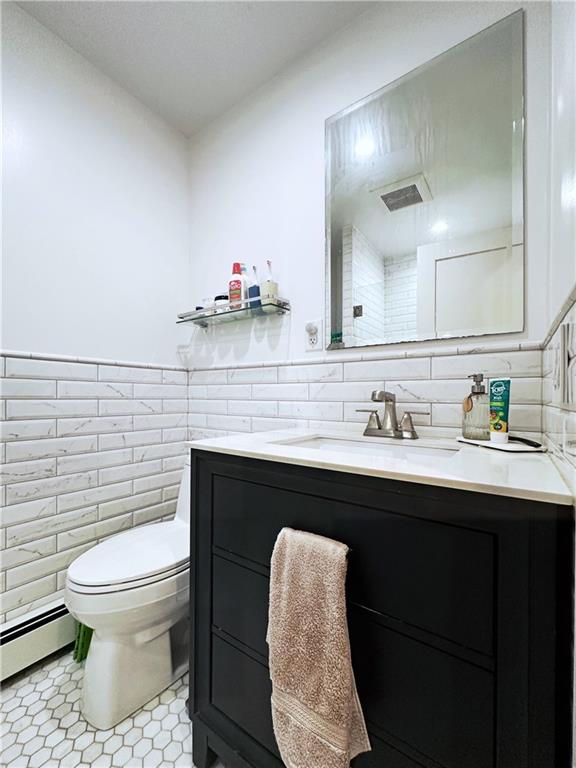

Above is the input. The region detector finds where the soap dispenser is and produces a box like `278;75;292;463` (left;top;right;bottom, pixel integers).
462;373;490;440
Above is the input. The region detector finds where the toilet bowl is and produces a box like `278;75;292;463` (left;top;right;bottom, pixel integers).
65;458;191;729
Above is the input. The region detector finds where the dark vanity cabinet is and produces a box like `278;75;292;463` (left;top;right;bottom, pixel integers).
188;449;574;768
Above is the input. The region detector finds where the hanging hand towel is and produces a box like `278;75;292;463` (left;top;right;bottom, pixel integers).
267;527;371;768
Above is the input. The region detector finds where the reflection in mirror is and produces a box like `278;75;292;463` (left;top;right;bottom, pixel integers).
326;12;524;349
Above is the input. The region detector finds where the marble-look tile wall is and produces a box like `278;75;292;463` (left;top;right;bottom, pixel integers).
543;301;576;469
188;345;543;441
0;354;188;624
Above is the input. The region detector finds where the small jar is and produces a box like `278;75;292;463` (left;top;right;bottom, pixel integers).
214;295;228;312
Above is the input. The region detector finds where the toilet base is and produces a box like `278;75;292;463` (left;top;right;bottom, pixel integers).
81;616;189;729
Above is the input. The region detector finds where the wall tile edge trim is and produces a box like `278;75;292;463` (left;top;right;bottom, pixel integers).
543;283;576;350
0;350;187;372
187;339;543;372
2;341;543;375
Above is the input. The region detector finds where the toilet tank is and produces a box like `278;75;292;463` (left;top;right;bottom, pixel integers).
174;456;191;525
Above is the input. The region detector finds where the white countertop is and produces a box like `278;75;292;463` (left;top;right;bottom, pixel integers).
187;429;573;506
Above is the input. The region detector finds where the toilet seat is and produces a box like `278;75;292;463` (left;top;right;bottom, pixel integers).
66;565;189;616
67;561;190;594
67;520;189;595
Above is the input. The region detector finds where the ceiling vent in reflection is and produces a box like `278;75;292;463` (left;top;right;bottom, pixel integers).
371;173;432;212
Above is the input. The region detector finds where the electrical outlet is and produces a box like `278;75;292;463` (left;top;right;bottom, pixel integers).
305;319;321;351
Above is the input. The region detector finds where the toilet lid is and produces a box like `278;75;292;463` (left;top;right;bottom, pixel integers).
67;521;189;587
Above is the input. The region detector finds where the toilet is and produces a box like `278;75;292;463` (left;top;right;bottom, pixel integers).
65;459;191;730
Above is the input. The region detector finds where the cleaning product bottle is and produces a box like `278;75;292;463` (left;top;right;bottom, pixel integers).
228;262;244;309
248;265;262;311
261;259;278;300
462;373;490;440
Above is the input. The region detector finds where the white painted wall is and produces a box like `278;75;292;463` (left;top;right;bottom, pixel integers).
548;0;576;326
1;4;191;367
185;1;551;368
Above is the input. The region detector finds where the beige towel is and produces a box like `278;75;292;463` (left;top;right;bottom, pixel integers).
267;527;371;768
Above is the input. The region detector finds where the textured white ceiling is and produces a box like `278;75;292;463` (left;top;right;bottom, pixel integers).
18;1;374;136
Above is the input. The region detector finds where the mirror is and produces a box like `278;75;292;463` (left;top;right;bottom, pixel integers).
326;12;524;349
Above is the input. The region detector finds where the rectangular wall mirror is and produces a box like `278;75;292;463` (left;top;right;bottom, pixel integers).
326;12;524;349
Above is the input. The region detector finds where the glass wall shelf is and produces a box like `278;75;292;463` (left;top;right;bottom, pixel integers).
177;297;290;328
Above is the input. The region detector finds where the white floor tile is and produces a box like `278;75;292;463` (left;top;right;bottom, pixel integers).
0;650;225;768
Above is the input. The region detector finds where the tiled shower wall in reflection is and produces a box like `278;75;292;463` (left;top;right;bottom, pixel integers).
341;226;418;347
0;354;189;624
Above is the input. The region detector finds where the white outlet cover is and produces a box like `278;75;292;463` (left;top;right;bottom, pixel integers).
305;319;322;351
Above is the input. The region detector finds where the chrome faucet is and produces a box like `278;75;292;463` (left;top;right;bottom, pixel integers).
356;390;401;438
356;390;429;440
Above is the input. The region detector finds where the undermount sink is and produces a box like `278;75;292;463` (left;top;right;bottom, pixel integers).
272;435;458;460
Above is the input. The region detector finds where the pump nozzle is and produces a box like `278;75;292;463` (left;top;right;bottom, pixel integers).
467;373;486;395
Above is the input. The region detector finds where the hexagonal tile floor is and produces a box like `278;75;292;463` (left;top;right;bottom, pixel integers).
0;650;225;767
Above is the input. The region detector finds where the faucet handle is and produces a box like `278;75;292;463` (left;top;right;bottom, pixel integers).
400;410;430;440
356;408;382;430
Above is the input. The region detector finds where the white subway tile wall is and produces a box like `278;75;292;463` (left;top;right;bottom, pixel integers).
0;356;189;624
382;253;418;342
543;301;576;471
342;225;388;347
188;348;543;442
341;226;419;347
